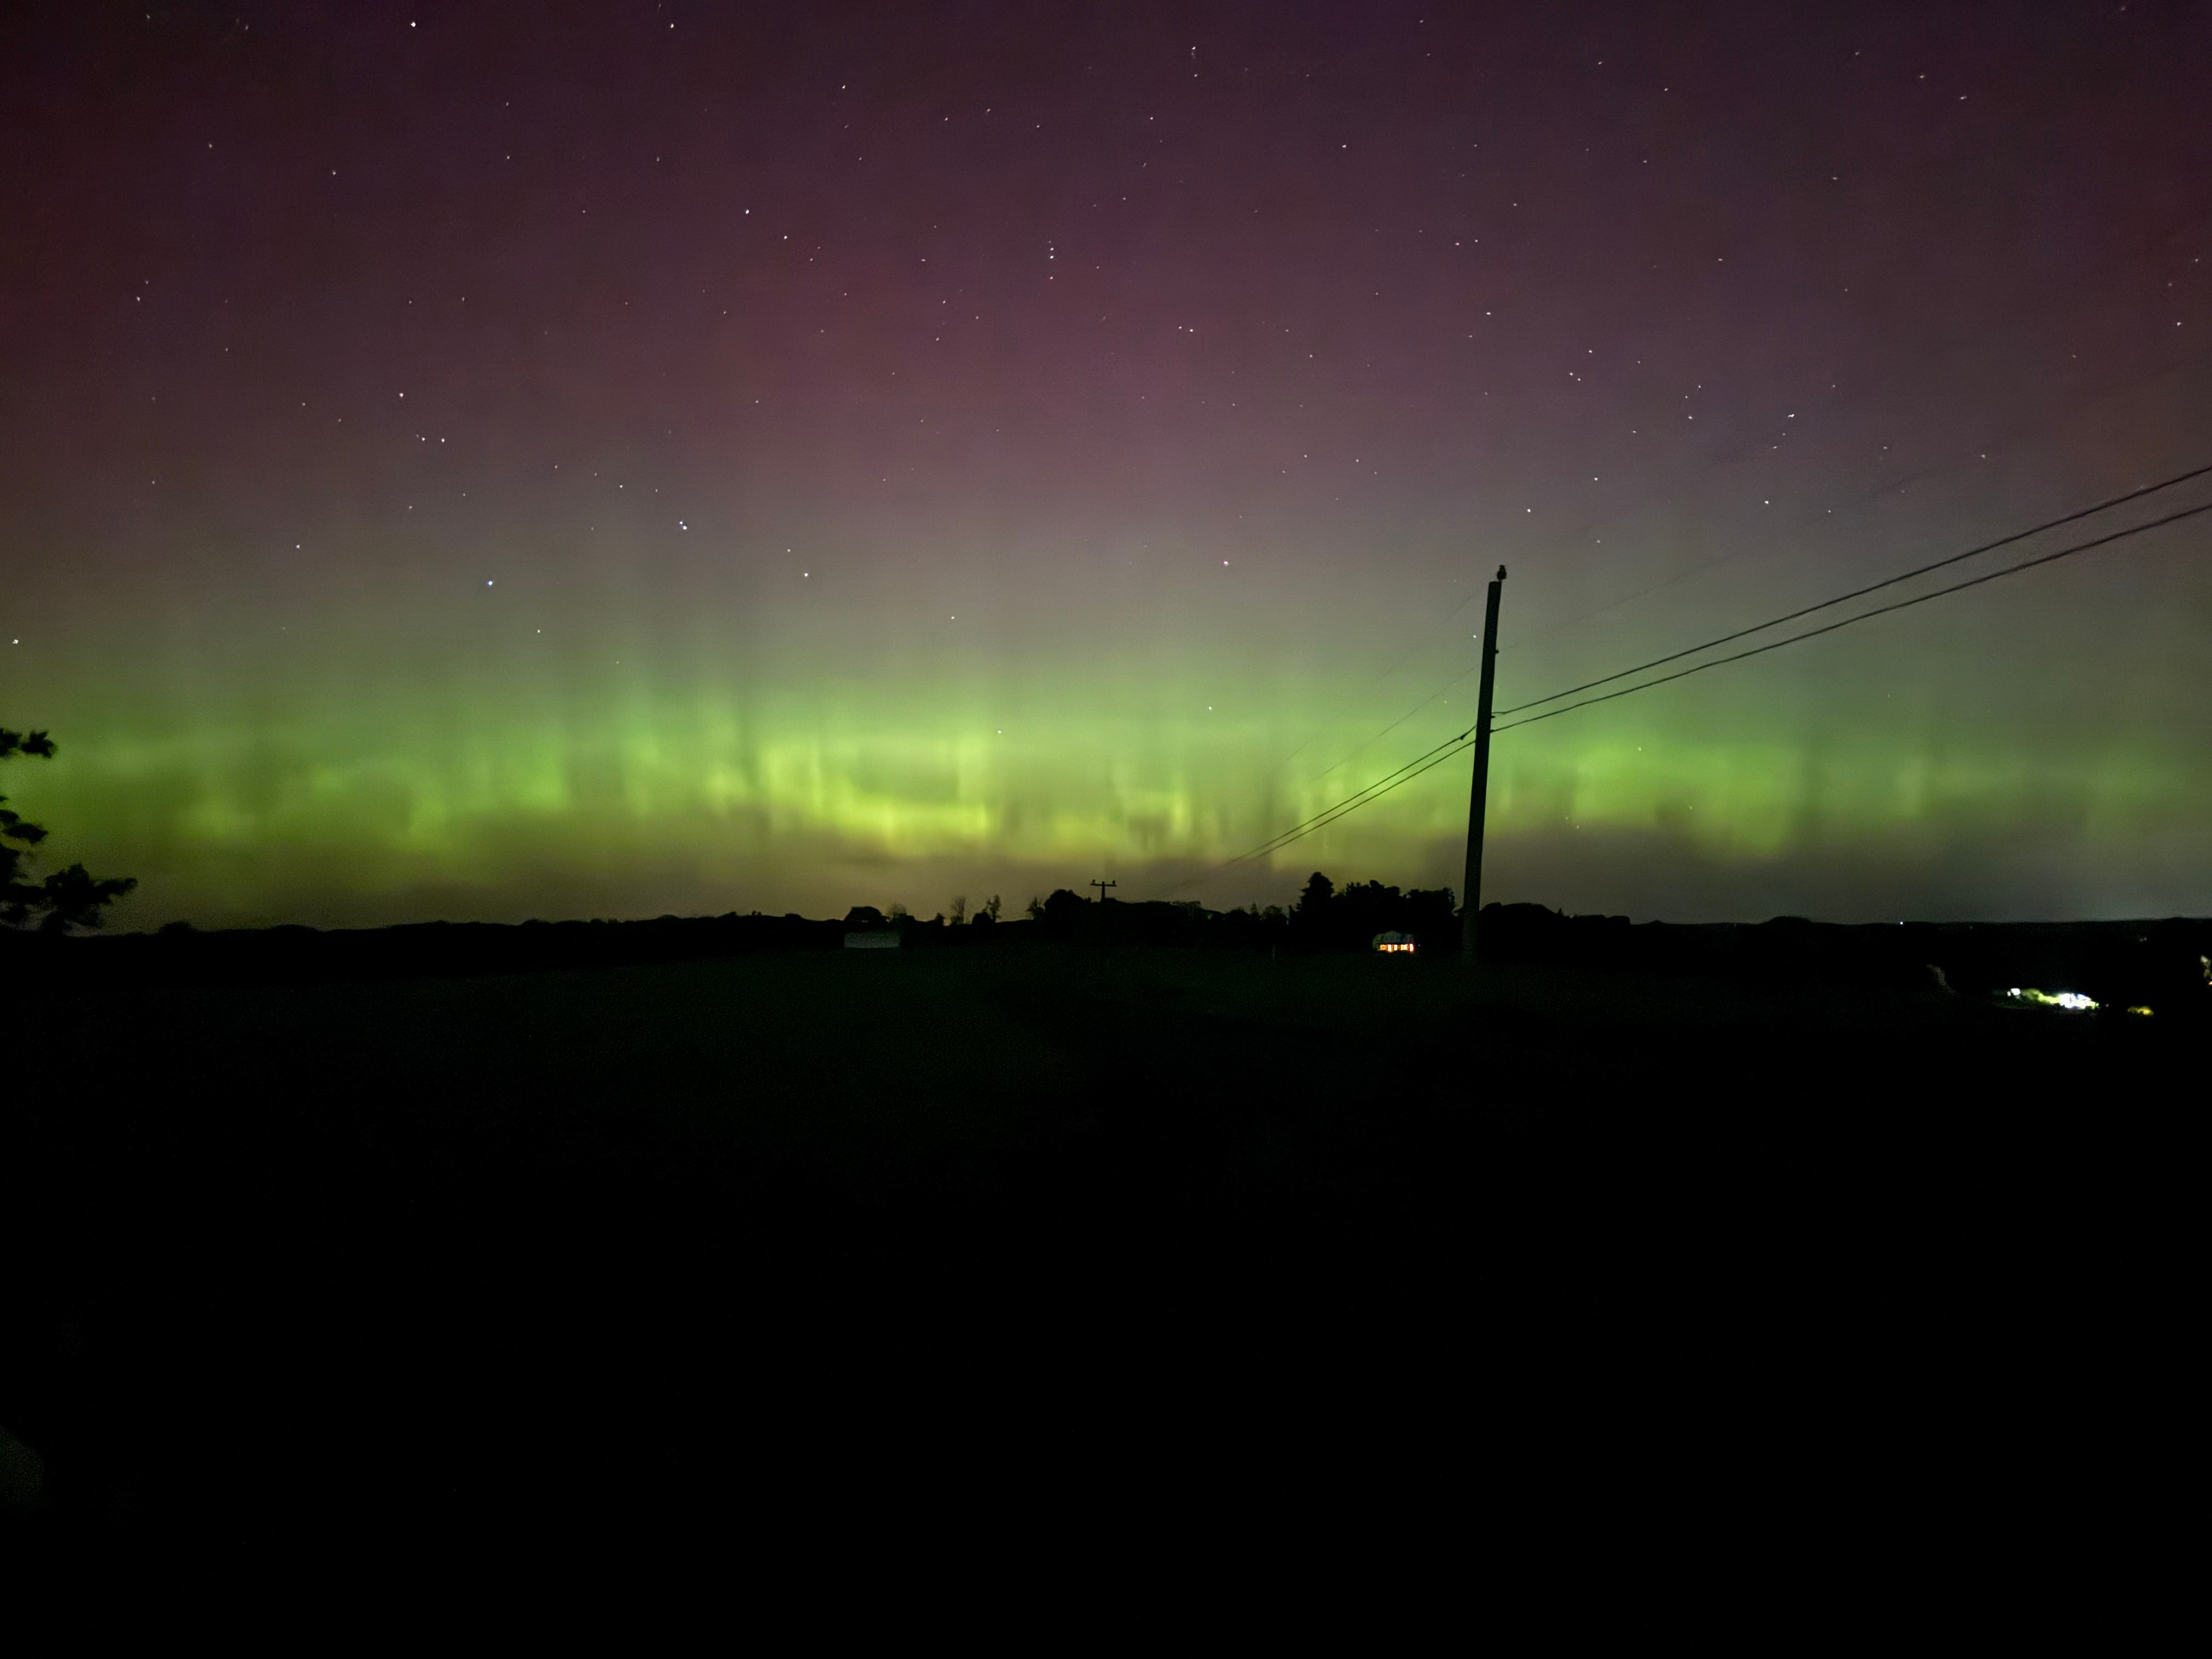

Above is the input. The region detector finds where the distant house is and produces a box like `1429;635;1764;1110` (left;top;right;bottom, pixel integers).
1372;932;1416;954
845;929;901;950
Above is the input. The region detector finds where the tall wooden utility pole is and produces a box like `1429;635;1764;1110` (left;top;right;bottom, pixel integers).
1460;566;1507;963
1090;879;1118;904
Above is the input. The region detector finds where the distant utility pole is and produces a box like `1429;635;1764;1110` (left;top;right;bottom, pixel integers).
1090;879;1118;904
1460;566;1507;964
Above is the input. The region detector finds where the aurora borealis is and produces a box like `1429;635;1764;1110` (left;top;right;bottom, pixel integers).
3;2;2207;929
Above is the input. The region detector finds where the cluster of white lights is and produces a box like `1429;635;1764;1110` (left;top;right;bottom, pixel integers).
2005;988;2097;1012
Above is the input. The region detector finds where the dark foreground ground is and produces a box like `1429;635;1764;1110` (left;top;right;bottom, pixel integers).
3;939;2196;1598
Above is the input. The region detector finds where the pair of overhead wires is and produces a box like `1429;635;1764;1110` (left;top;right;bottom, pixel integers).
1491;463;2212;730
1297;343;2212;790
1170;459;2212;890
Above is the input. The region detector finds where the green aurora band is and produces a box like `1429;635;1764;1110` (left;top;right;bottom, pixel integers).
12;528;2205;930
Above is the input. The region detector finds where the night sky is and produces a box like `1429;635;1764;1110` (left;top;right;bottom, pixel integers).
4;1;2208;929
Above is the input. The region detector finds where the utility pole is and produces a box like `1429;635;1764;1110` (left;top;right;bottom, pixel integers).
1090;879;1117;904
1460;566;1507;964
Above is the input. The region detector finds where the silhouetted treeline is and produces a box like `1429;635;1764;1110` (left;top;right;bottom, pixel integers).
3;878;2204;1011
1022;871;1459;950
1290;871;1459;951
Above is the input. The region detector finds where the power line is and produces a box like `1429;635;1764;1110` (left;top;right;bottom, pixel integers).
1261;736;1479;860
1310;658;1482;782
1493;460;2212;719
1268;341;1999;776
1177;488;2210;889
1160;724;1479;892
1497;342;2212;663
1189;732;1483;882
1490;498;2212;733
1296;409;2212;792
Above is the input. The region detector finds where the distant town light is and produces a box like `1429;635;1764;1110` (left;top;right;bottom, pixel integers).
2005;988;2097;1012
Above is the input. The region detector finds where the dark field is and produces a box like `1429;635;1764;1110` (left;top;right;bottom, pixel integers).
5;937;2194;1582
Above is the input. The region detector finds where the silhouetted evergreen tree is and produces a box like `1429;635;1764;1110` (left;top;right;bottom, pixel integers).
1;726;135;932
1287;871;1336;946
